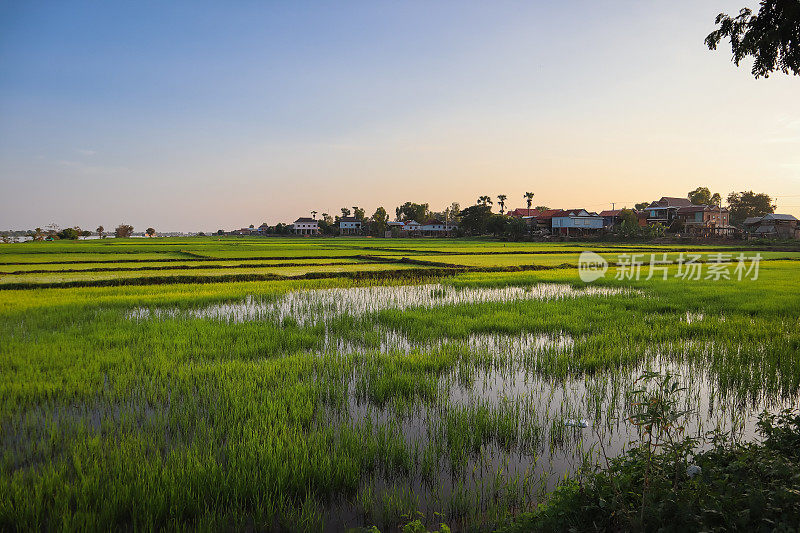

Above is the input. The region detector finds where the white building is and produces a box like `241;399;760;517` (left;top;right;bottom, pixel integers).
420;220;457;235
339;216;362;235
292;217;319;235
402;220;421;233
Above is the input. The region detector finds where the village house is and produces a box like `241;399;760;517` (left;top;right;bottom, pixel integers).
526;209;561;231
550;209;603;235
400;220;422;235
511;208;560;232
599;209;626;229
420;219;457;236
230;227;255;236
384;221;404;237
338;216;361;235
676;205;733;236
508;208;539;217
645;197;694;225
292;217;319;235
742;214;799;239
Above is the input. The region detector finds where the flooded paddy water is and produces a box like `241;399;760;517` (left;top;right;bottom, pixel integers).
129;282;636;324
122;282;798;529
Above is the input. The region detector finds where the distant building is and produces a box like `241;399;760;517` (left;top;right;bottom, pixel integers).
676;205;732;236
420;220;457;235
522;209;561;231
550;209;603;235
599;209;626;229
509;208;540;218
742;214;799;239
339;216;362;235
644;197;694;225
401;220;422;234
292;218;319;235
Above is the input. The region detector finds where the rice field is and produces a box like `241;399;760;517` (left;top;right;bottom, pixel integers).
1;237;798;531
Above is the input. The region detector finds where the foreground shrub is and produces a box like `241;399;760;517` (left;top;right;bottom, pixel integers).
501;408;800;532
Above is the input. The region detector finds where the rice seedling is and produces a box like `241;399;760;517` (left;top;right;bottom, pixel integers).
1;238;798;530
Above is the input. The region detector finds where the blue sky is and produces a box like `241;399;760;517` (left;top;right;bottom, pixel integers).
1;1;799;231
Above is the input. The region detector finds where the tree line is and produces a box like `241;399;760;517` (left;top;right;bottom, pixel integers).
1;224;156;242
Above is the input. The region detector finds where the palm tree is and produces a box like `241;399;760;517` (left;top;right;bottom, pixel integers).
524;192;535;212
478;195;493;207
311;210;317;220
497;194;507;215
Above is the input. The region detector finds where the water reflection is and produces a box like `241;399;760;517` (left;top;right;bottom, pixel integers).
130;283;635;325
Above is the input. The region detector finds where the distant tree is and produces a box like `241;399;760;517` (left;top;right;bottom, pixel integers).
486;214;508;236
668;218;685;234
688;187;722;206
115;224;134;238
249;224;254;229
371;207;389;236
727;190;776;225
311;210;317;220
534;205;549;212
317;219;334;235
146;227;156;237
341;207;351;218
524;192;535;211
635;202;651;211
321;213;333;225
642;222;666;239
57;227;79;240
33;227;44;241
458;205;492;235
447;202;461;223
353;206;366;221
497;194;507;215
217;229;225;236
618;209;641;238
46;223;59;239
477;195;493;208
706;1;800;78
506;216;528;240
96;225;104;239
430;204;457;227
198;232;206;236
80;230;92;239
395;202;430;222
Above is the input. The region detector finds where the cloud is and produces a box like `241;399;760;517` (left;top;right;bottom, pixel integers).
76;149;97;156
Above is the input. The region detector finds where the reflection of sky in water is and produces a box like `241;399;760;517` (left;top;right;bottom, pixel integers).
126;283;793;531
317;331;797;531
129;283;636;325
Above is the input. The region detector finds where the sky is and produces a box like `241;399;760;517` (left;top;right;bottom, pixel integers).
1;1;799;232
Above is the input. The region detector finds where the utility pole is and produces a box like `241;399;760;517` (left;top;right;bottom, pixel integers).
612;202;615;211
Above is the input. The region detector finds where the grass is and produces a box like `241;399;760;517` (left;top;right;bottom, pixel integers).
1;237;798;531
